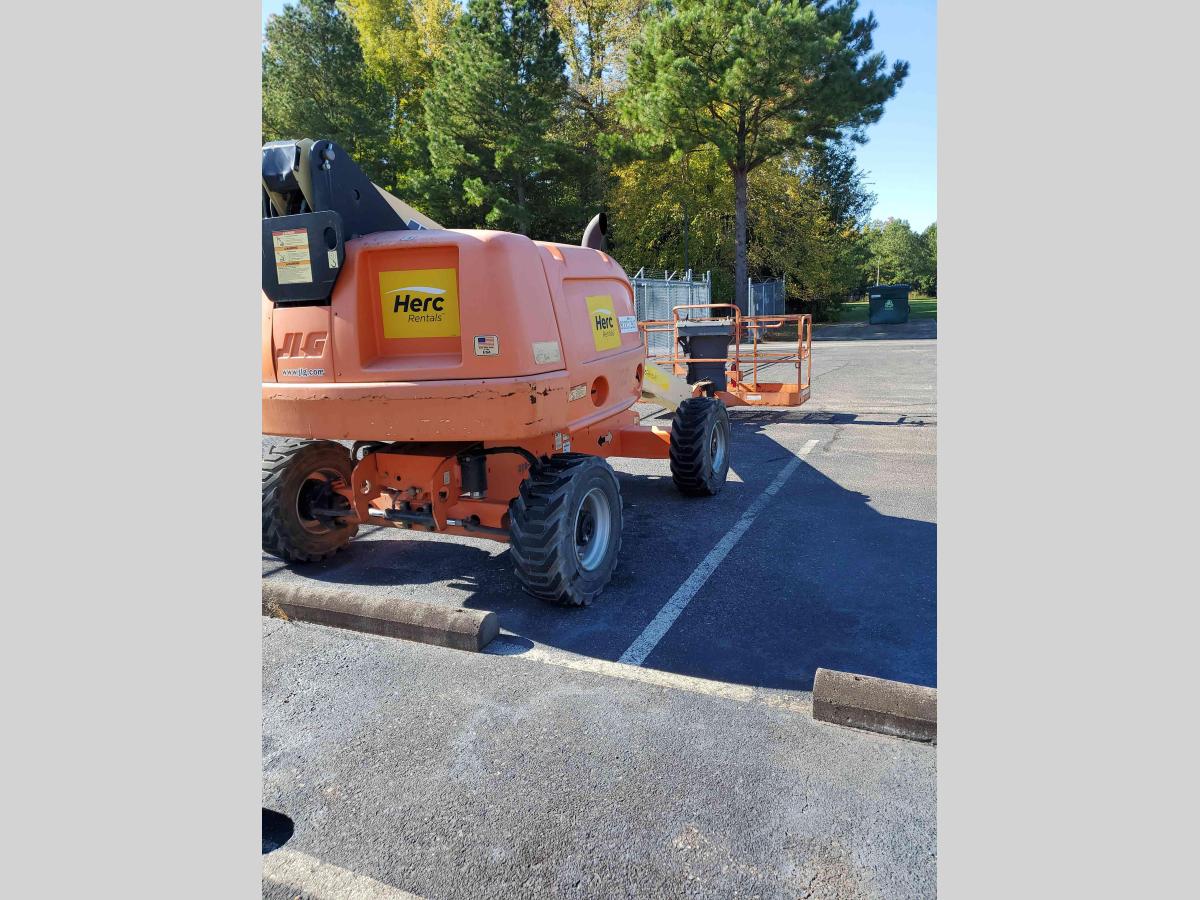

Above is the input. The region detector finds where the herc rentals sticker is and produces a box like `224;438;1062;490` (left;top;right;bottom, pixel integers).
586;295;621;351
379;268;460;338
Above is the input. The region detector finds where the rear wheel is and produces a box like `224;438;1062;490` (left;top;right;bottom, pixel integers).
669;397;731;496
509;455;623;607
262;439;358;563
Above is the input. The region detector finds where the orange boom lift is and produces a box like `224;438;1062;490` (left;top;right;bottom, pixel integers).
261;139;732;605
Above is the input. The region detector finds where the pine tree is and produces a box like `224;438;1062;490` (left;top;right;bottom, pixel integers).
262;0;394;184
622;0;907;311
424;0;569;235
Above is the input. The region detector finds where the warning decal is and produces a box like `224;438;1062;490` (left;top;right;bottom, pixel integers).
618;315;638;334
586;295;621;351
379;268;460;338
273;229;313;285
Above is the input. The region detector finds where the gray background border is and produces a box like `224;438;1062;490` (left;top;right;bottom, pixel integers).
2;0;1195;895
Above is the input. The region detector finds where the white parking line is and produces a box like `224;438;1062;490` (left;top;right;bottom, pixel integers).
617;438;821;666
264;847;424;899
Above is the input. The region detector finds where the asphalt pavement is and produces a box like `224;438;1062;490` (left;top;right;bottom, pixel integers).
263;319;937;898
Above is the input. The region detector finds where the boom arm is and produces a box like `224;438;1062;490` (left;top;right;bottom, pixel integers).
261;138;441;305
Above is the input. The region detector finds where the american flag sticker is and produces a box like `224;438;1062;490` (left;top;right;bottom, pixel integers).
474;334;500;356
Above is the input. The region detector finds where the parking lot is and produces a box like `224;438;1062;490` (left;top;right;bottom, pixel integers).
263;318;937;898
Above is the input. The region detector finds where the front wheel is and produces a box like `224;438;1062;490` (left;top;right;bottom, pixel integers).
262;439;358;563
509;455;623;607
669;397;731;496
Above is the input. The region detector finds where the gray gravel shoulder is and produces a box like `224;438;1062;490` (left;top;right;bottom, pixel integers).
263;619;936;900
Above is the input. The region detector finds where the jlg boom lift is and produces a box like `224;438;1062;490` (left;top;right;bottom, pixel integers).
261;139;734;606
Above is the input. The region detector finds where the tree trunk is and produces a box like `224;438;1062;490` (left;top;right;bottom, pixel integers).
515;173;528;235
733;167;749;313
682;153;691;273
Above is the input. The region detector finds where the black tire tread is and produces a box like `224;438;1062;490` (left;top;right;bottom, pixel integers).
509;455;622;607
262;439;358;563
669;397;730;496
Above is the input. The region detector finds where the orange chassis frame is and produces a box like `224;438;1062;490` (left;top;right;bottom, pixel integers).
641;303;813;407
324;409;671;545
301;304;810;546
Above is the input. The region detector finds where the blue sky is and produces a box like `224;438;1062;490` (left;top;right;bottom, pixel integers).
853;0;937;230
262;0;935;229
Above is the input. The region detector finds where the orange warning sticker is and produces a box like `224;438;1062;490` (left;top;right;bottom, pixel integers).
272;228;313;285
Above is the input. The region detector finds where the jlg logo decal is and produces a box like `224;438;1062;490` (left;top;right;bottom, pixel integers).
276;331;327;359
379;268;460;338
586;295;621;351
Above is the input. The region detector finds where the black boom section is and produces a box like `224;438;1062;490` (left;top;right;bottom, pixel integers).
262;210;345;305
302;140;410;240
262;139;411;305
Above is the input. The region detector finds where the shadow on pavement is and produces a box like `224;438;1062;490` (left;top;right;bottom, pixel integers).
648;413;936;690
263;413;935;692
736;408;933;428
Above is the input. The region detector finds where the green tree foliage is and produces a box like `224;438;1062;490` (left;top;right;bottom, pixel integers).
546;0;648;224
920;222;937;296
748;142;875;319
610;147;735;292
262;0;394;183
337;0;459;193
610;141;874;318
423;0;571;235
337;1;458;135
549;0;646;118
341;0;457;107
864;217;935;293
622;0;907;311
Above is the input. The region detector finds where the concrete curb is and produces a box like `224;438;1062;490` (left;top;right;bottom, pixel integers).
262;581;499;652
812;668;936;742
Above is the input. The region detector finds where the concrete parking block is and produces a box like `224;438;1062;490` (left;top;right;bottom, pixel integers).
813;667;937;742
262;581;499;652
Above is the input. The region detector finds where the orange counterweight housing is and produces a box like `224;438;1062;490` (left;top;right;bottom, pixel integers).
261;140;730;608
262;228;648;444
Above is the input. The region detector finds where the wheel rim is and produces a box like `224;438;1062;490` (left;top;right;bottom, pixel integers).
573;487;612;572
709;422;727;471
295;468;347;535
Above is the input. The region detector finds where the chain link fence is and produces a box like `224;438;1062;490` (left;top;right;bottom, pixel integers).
747;278;787;317
630;270;787;352
631;269;711;355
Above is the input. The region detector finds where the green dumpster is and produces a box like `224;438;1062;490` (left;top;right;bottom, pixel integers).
868;284;910;324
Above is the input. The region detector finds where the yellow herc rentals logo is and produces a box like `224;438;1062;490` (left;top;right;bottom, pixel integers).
586;294;621;351
379;268;461;338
